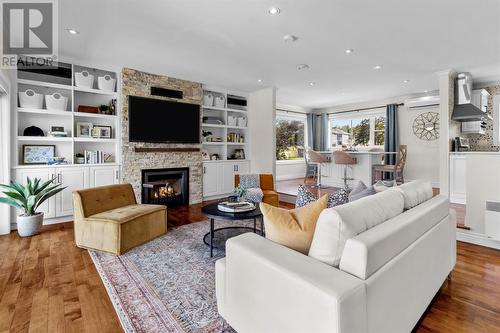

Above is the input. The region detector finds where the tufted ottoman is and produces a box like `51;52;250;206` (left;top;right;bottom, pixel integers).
73;183;167;254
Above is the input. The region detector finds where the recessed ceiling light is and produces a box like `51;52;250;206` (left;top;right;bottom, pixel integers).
373;65;383;70
403;79;410;83
66;28;79;35
268;7;280;15
283;34;298;43
308;82;315;86
344;49;354;54
257;79;263;83
297;64;310;71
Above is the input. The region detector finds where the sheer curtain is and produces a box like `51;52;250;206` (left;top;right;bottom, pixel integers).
306;113;316;148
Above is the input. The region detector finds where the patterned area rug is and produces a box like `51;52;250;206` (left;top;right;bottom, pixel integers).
89;219;253;333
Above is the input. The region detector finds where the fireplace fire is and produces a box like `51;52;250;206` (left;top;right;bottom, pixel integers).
141;168;189;206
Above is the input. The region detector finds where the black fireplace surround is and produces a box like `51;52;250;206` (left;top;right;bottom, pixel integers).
141;168;189;206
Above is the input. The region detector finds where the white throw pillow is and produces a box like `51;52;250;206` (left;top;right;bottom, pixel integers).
395;180;433;209
308;189;405;267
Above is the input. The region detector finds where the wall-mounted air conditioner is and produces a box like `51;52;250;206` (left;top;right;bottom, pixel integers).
404;95;440;109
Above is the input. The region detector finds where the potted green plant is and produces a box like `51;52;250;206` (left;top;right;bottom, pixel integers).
233;184;248;202
0;177;66;237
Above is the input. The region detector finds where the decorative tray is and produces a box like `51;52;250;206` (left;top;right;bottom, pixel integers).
217;201;256;213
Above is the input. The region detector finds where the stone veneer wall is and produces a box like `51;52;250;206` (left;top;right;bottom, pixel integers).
121;68;203;204
464;84;500;152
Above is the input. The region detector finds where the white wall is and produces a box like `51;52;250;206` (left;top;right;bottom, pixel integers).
0;69;13;235
249;87;276;175
276;161;306;181
398;105;440;186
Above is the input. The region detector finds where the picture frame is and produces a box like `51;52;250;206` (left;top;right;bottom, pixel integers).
77;122;93;137
98;126;112;139
22;145;55;165
91;127;101;138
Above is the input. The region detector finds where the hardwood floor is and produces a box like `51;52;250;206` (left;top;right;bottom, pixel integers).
0;204;499;332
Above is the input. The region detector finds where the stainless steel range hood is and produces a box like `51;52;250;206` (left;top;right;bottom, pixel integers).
452;72;489;122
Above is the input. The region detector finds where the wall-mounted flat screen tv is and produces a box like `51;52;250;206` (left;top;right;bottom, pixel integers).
128;95;200;143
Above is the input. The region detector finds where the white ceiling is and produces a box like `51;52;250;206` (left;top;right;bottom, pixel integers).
59;0;500;108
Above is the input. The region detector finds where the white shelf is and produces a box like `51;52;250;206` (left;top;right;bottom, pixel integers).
74;137;117;143
73;112;117;119
18;107;73;116
202;159;249;163
18;79;72;90
202;142;226;145
17;136;73;142
227;142;246;145
202;105;247;114
202;123;226;128
74;86;118;96
227;126;247;130
12;162;120;169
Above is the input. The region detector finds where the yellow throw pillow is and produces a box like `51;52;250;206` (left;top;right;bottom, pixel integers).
260;195;328;254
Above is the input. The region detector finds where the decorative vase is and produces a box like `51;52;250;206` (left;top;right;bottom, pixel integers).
17;212;43;237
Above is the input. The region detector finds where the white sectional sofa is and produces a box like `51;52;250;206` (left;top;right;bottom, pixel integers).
216;181;456;333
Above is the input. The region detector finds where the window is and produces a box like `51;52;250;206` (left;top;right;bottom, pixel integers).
329;112;385;148
276;113;306;160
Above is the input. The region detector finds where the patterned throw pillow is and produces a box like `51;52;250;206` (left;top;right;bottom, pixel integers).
295;185;349;208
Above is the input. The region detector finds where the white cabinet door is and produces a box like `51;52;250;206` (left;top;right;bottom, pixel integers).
55;167;89;217
89;166;120;187
14;168;56;219
203;163;219;197
221;163;236;194
234;161;250;174
450;155;467;204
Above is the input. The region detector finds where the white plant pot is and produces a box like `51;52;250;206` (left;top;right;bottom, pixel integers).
97;75;116;92
19;89;44;109
45;92;68;110
17;212;43;237
75;71;94;88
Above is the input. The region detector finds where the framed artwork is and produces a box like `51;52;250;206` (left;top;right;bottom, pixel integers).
91;127;101;138
22;145;55;165
77;122;93;137
98;126;112;138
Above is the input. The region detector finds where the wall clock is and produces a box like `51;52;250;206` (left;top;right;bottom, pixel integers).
412;112;440;141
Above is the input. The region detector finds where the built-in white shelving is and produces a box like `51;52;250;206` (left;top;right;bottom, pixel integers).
14;60;120;167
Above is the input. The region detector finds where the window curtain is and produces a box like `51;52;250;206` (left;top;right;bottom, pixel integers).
319;113;329;151
384;104;399;167
306;113;316;148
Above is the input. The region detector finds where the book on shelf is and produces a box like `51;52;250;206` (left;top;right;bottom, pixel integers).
84;150;112;164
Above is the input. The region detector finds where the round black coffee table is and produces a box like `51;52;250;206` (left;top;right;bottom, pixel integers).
202;201;263;257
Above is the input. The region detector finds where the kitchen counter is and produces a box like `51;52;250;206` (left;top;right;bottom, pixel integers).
450;151;500;155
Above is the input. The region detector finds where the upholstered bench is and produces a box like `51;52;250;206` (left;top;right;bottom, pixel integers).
73;183;167;255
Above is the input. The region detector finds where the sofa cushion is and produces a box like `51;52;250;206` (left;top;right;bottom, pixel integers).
295;185;349;208
348;181;375;202
373;180;396;193
395;180;434;209
339;195;449;279
88;204;166;224
260;195;328;254
308;189;405;267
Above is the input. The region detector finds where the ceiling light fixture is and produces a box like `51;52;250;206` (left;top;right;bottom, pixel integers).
257;79;263;83
344;49;354;54
373;65;383;70
66;28;79;35
403;79;410;83
283;34;298;43
309;82;315;86
268;7;280;15
297;64;310;71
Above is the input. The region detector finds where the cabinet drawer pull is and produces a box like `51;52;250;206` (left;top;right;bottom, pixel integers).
203;166;206;174
115;170;119;180
57;173;62;183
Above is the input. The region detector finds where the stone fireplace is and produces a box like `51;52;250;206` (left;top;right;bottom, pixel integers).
141;168;189;206
121;68;203;204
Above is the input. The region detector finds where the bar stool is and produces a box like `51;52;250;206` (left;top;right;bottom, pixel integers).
334;151;357;189
306;149;330;188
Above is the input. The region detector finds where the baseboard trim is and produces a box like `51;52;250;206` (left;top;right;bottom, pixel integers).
10;215;72;230
276;174;305;181
456;230;500;250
